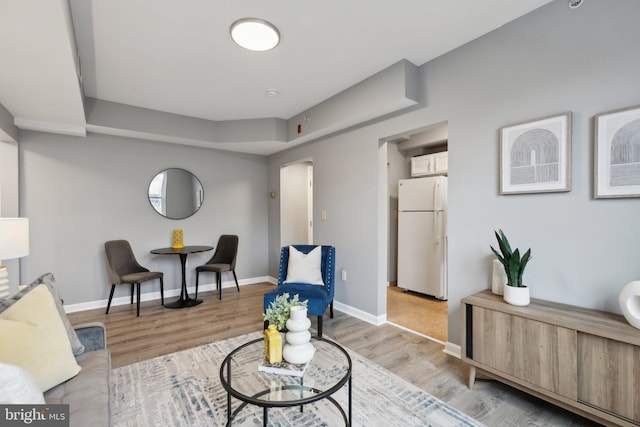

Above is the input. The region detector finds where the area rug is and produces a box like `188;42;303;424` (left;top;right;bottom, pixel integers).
111;331;483;426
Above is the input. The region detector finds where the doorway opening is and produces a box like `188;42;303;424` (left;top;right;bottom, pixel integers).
384;123;449;343
280;161;313;246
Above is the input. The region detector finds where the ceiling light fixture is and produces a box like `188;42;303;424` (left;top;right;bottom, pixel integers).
230;18;280;52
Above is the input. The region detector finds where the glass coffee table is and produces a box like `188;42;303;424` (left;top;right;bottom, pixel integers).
219;336;352;426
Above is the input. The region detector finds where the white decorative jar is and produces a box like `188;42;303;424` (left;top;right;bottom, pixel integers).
283;306;315;364
503;284;530;306
619;280;640;329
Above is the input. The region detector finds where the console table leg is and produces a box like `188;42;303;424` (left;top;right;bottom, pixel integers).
263;407;268;427
468;365;476;389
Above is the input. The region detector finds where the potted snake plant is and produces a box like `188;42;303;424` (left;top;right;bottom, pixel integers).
490;229;532;306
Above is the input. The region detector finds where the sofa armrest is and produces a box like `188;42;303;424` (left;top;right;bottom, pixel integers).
74;322;107;352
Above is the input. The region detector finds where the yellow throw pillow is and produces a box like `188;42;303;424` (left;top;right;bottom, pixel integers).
0;284;81;392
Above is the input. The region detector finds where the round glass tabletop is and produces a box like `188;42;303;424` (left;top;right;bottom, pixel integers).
220;336;351;406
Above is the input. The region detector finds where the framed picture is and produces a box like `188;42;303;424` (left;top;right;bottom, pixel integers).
594;104;640;198
499;112;571;195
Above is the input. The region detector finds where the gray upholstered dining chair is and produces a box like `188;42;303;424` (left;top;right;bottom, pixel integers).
195;234;239;300
104;239;164;316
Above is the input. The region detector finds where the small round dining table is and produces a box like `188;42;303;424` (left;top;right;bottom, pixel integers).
150;245;213;308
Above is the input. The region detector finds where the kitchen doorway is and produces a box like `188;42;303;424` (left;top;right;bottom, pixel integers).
385;123;449;343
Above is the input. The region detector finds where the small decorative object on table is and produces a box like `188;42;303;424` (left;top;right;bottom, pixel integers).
258;357;311;377
490;229;532;306
283;305;315;364
619;280;640;329
264;324;282;363
172;229;184;249
491;258;507;295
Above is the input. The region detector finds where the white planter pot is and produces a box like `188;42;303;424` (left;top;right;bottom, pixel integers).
619;280;640;329
503;285;530;306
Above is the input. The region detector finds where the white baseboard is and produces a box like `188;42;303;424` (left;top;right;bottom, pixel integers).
332;300;386;326
443;342;461;359
64;276;272;313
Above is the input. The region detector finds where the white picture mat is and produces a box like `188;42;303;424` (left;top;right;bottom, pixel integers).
500;113;571;194
595;105;640;198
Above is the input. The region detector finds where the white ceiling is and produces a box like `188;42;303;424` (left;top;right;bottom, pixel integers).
0;0;553;154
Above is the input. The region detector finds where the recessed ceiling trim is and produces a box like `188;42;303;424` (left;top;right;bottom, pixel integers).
14;118;86;137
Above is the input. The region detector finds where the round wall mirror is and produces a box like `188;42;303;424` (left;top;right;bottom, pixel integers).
148;168;204;219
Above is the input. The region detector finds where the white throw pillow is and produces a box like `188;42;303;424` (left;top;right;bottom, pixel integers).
284;246;324;285
0;363;46;404
0;284;81;392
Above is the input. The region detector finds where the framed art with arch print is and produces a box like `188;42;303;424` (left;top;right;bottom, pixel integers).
499;112;572;195
594;104;640;199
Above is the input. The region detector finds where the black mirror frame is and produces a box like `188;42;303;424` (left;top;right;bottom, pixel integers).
148;168;204;220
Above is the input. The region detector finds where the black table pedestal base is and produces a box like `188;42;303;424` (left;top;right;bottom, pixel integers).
164;297;203;309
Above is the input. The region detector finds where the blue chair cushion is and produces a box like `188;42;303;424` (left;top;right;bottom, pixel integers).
263;282;331;317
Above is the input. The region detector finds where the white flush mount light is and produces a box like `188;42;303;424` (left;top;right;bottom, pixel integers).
230;18;280;51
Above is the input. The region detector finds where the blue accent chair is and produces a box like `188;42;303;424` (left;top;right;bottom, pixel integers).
263;245;336;337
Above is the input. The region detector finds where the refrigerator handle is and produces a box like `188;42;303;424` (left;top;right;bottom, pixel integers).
434;181;441;245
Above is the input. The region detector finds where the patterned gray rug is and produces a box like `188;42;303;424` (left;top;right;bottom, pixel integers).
111;331;482;426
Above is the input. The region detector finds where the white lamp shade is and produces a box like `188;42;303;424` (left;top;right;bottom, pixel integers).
0;218;29;262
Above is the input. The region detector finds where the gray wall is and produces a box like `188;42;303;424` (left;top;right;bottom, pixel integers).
268;128;382;315
268;0;640;344
19;131;269;305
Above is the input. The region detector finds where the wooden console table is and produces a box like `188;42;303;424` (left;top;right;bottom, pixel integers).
462;290;640;427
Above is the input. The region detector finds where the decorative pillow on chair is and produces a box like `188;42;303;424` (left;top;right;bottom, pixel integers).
2;273;85;356
0;363;45;404
0;284;81;392
284;246;324;285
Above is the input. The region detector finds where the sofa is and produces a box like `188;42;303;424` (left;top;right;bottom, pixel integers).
0;274;111;427
44;322;111;427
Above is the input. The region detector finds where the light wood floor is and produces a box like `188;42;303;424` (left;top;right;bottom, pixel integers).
386;285;448;342
67;283;597;426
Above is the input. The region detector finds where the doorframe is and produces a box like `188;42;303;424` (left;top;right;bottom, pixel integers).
280;158;314;246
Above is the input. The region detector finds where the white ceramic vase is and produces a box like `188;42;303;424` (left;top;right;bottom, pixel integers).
491;259;506;295
503;284;530;306
283;306;315;364
619;280;640;329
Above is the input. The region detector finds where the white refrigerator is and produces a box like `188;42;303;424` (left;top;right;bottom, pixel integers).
397;176;447;300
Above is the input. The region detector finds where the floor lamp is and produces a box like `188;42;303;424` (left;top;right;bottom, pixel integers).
0;218;30;299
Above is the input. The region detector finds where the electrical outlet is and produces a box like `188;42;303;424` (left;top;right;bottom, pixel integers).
321;210;327;221
341;270;347;281
150;263;158;272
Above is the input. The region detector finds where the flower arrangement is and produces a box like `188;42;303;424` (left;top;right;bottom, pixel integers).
263;293;308;332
